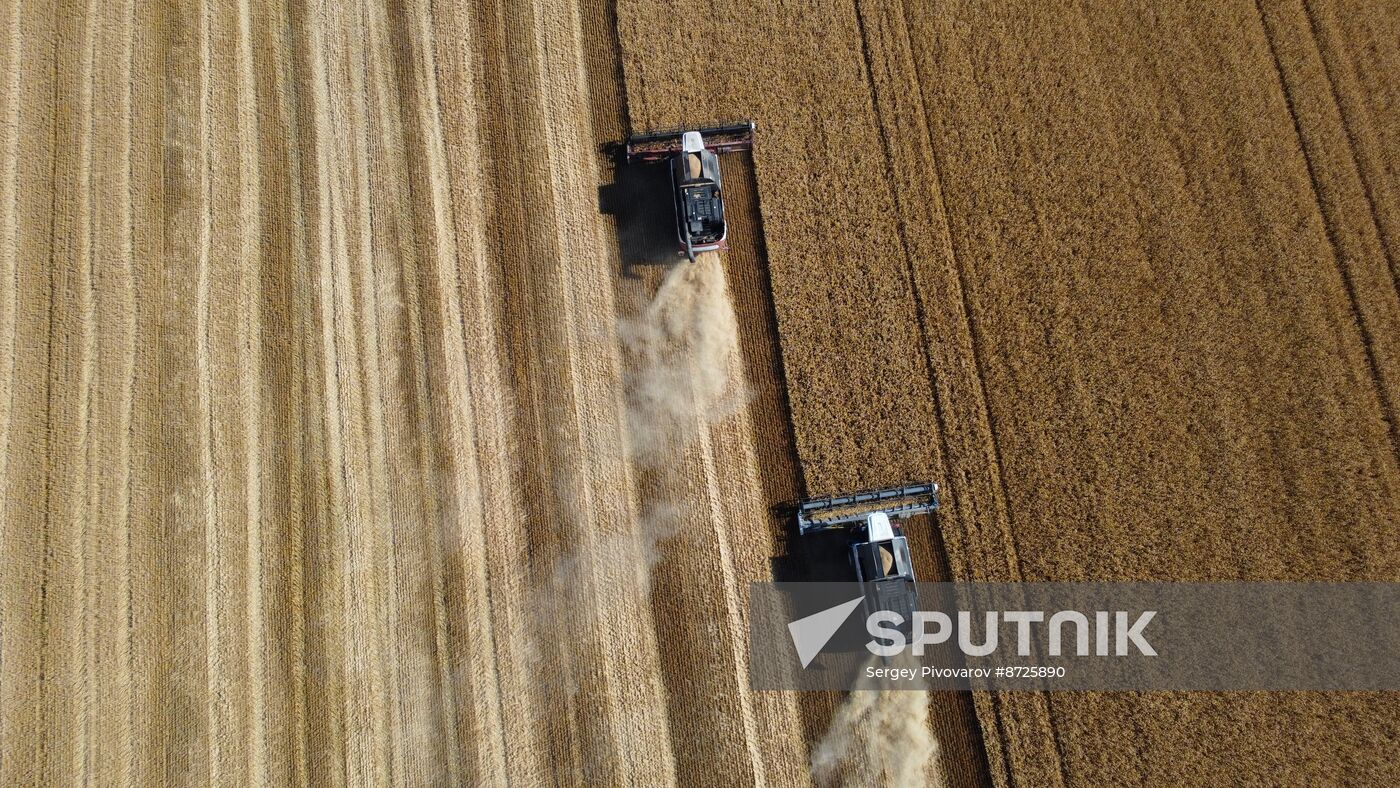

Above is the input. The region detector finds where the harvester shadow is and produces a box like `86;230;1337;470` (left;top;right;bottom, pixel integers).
769;525;878;655
768;519;849;585
598;158;681;276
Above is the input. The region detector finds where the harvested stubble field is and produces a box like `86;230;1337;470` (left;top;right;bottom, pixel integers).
1;1;1397;787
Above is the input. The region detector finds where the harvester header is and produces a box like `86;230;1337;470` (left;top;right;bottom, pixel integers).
621;121;756;164
796;482;939;534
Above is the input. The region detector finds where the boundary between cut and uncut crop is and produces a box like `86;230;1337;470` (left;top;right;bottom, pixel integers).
850;2;1059;785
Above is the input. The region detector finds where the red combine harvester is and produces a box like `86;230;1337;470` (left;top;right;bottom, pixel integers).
617;121;755;261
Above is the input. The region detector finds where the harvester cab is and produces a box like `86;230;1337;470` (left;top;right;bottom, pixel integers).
616;121;755;262
794;483;939;635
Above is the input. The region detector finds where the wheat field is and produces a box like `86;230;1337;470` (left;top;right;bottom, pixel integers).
4;0;1399;786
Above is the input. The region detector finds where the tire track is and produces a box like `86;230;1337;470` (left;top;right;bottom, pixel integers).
86;0;140;781
44;3;99;782
617;251;777;784
375;2;489;783
0;7;57;788
1257;0;1400;455
1299;0;1400;290
247;2;310;782
0;2;30;782
126;1;167;782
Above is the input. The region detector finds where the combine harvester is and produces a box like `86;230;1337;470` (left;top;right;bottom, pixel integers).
615;121;755;261
793;482;939;632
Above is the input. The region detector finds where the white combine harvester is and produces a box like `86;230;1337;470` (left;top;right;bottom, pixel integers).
794;482;939;629
617;121;756;261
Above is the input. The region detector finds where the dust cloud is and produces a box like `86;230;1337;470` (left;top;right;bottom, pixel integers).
811;655;944;788
535;251;746;624
530;252;748;696
618;251;748;469
544;503;682;601
546;250;746;592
